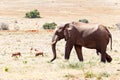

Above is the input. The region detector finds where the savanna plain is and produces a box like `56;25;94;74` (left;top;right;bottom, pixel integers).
0;0;120;80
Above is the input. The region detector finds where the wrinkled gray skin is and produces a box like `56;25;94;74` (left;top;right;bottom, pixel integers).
51;22;112;63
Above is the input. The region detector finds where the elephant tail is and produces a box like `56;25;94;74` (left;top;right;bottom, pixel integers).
109;32;112;51
104;26;112;50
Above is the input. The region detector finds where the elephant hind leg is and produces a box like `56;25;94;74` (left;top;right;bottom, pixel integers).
99;49;107;63
106;53;112;63
100;52;106;63
100;52;112;63
100;51;112;63
97;44;107;63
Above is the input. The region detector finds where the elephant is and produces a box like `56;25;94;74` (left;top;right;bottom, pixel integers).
51;22;112;63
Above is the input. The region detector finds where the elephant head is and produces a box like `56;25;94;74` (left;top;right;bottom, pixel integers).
51;23;71;62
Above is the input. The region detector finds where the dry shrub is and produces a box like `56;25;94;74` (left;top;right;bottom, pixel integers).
0;22;9;30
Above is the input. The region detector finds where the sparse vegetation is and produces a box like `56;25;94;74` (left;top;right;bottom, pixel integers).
87;61;96;67
64;73;75;79
0;0;120;80
84;71;96;78
98;72;110;78
67;62;84;70
4;67;9;72
43;22;57;29
79;19;89;23
25;9;40;18
23;61;27;64
59;62;85;71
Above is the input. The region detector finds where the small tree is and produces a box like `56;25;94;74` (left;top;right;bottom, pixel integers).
25;9;40;18
43;22;57;29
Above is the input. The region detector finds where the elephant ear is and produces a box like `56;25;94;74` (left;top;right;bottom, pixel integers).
63;23;72;41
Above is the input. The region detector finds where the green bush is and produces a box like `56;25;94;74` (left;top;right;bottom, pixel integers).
43;22;57;29
25;9;40;18
79;19;89;23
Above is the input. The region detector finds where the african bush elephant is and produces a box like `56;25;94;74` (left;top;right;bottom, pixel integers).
51;22;112;63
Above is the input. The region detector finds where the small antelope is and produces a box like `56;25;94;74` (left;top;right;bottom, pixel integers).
35;49;44;57
12;52;21;57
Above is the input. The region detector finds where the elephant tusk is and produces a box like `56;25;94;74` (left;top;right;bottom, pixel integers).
51;41;56;45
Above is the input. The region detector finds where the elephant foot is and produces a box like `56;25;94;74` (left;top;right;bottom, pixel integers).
101;55;106;63
106;55;112;63
65;55;70;60
101;60;106;63
65;57;69;60
79;60;84;62
78;58;84;62
101;56;106;63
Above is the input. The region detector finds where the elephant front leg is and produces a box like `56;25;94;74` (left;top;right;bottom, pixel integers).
65;41;73;60
74;45;83;61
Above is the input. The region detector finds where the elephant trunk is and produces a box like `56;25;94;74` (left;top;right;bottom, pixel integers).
51;35;59;62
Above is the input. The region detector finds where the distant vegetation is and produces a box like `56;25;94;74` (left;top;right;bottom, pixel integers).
43;22;57;29
79;19;89;23
25;9;40;18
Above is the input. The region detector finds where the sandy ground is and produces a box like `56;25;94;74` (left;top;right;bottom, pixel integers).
0;0;120;80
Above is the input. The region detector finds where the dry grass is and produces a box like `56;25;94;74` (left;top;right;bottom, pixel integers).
0;30;119;80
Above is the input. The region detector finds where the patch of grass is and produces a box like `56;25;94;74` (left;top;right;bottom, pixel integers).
96;76;103;80
84;71;96;78
114;57;119;61
68;63;79;69
4;67;9;72
64;73;75;78
95;72;110;80
86;61;96;68
23;61;28;64
67;62;85;70
98;72;110;78
59;62;85;70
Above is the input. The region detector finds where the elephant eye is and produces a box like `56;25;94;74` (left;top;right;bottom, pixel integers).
59;27;62;29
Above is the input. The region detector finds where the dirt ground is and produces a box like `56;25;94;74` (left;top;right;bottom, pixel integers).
0;0;120;80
